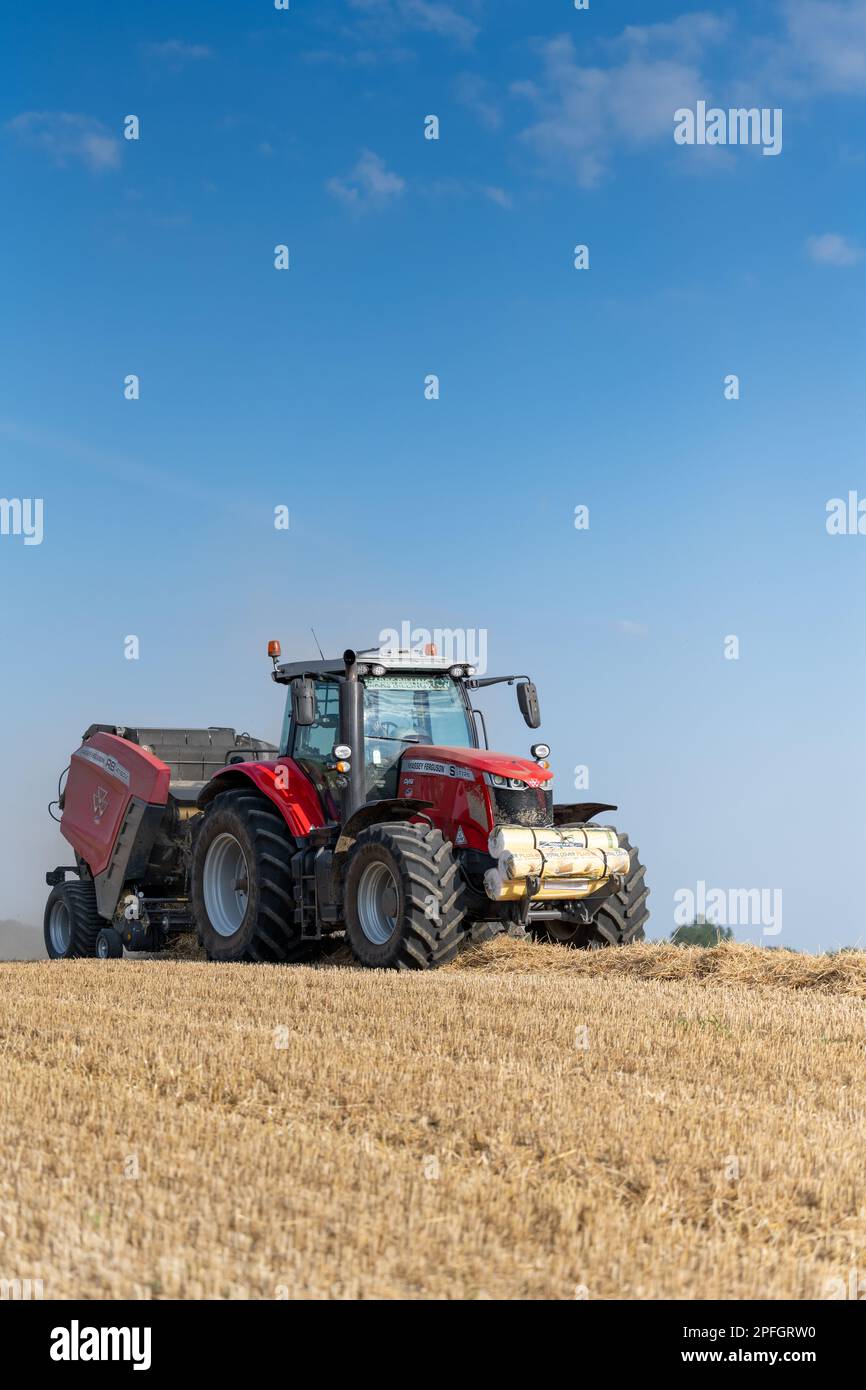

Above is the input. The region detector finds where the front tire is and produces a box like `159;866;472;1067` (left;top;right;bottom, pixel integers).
44;880;103;959
191;789;312;963
345;823;466;970
532;831;649;949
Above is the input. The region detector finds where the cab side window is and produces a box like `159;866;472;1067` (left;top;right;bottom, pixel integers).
292;681;340;766
290;681;341;821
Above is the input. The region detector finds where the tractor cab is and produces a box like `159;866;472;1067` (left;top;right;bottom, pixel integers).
271;645;540;825
276;648;481;810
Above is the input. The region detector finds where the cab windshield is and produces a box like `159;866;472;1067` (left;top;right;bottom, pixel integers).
363;674;474;797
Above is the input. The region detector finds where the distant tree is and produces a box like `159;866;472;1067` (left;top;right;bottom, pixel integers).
671;917;734;948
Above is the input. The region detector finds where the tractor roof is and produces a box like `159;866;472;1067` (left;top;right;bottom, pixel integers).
273;648;463;683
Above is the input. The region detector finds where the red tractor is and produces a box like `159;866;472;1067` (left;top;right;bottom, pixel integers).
44;645;648;967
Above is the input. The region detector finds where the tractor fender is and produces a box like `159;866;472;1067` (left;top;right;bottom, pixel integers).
197;758;326;840
553;801;618;825
330;798;434;893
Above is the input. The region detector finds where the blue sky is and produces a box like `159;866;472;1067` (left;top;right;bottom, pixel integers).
1;0;865;948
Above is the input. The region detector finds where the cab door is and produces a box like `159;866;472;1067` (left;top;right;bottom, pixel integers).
285;680;342;820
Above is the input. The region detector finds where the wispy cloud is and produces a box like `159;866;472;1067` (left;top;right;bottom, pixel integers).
474;3;866;195
4;112;121;172
0;419;220;506
455;72;502;130
806;233;864;266
326;149;406;210
423;177;512;208
346;0;480;49
302;46;414;67
512;15;728;189
774;0;866;94
143;39;215;67
616;619;649;639
606;12;731;63
402;0;478;46
480;184;512;208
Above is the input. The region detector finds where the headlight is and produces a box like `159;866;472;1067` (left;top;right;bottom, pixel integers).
485;772;530;791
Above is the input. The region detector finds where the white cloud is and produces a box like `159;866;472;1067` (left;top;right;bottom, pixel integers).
347;0;479;48
777;0;866;93
455;72;502;130
616;619;649;639
422;177;512;207
402;0;478;46
480;184;512;208
512;16;727;189
806;233;864;266
302;47;414;67
326;149;406;209
604;13;731;63
144;39;214;65
5;112;121;172
506;4;866;190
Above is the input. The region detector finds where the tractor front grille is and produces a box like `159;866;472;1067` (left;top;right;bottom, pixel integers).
490;784;554;829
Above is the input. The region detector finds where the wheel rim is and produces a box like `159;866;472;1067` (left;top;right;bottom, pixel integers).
356;861;400;945
49;899;71;955
203;833;250;938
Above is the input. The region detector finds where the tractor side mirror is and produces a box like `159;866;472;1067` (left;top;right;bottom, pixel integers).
517;680;541;729
291;677;317;727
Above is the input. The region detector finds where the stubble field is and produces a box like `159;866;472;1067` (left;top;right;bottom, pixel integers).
1;940;864;1300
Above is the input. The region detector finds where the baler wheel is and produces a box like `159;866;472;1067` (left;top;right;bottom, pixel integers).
191;789;316;963
43;880;103;959
344;822;466;970
96;927;123;959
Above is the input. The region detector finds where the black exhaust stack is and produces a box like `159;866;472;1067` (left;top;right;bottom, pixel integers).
340;650;366;824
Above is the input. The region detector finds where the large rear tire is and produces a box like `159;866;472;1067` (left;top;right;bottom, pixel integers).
44;880;103;959
345;823;466;970
532;831;649;949
191;790;313;963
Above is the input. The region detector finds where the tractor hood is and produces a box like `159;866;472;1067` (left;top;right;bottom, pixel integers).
401;745;553;786
397;745;555;857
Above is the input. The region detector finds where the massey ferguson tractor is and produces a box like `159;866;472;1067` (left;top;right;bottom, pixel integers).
44;644;649;967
